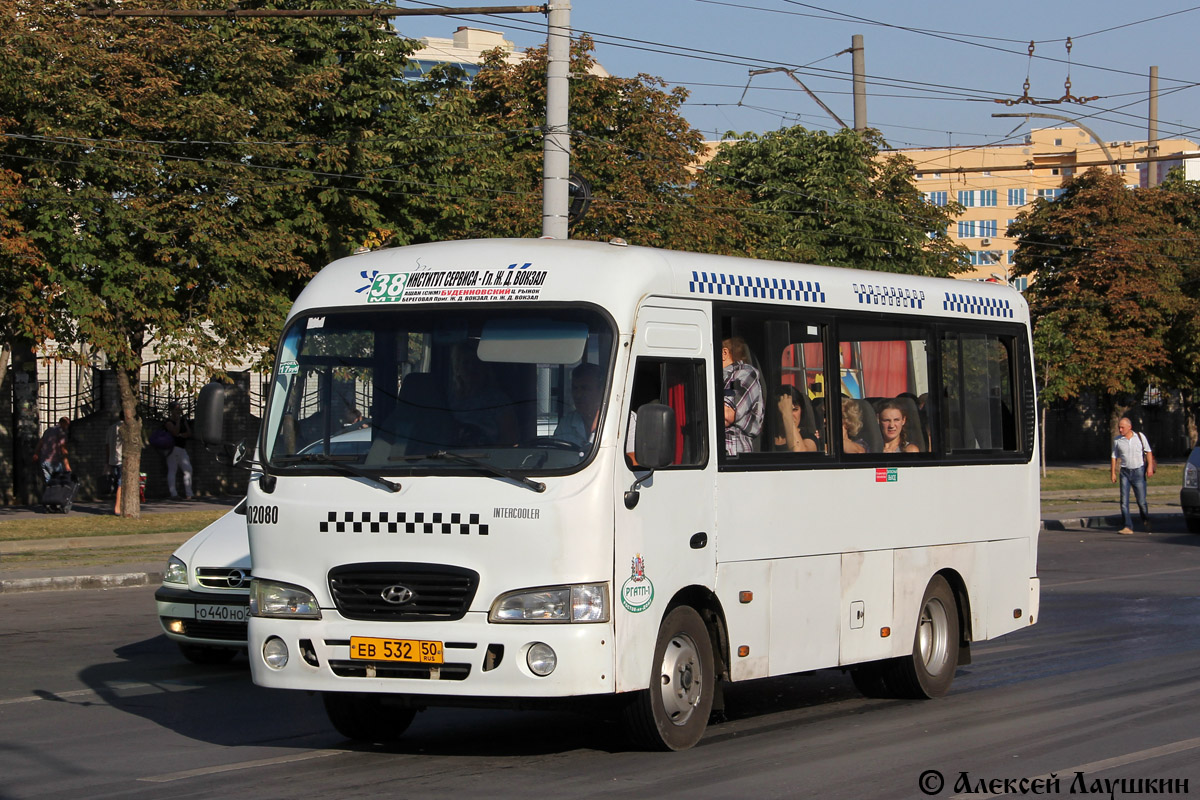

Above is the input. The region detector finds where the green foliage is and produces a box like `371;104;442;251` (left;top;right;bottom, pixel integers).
699;126;968;275
429;37;755;255
1010;168;1200;399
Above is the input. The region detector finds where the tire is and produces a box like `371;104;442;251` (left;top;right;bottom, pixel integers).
621;606;715;751
1187;515;1200;534
883;575;960;699
178;643;238;665
323;692;418;744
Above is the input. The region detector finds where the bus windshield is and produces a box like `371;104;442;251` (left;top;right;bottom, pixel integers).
263;306;615;475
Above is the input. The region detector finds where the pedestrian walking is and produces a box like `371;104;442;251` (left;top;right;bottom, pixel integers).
1110;417;1155;534
106;418;123;514
34;417;72;485
164;401;194;500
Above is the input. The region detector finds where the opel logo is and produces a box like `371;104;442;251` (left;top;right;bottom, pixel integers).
226;569;248;589
381;585;415;605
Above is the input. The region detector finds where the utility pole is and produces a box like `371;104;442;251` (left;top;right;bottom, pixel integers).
852;34;866;131
541;1;571;239
1147;66;1160;187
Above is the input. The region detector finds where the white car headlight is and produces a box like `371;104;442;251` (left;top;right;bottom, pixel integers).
1185;462;1198;489
164;556;188;585
250;579;322;619
489;583;609;623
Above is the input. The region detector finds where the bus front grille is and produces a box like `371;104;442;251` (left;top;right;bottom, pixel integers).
328;563;479;621
328;660;472;680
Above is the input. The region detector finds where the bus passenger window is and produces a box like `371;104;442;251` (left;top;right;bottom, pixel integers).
626;359;708;468
941;332;1020;453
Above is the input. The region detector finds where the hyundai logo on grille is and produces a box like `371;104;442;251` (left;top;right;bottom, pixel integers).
380;585;415;605
226;569;248;589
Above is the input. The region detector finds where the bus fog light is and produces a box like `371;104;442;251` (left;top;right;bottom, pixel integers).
263;636;289;669
526;643;557;676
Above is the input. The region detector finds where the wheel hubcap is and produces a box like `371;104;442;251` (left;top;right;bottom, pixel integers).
659;632;702;726
917;597;950;674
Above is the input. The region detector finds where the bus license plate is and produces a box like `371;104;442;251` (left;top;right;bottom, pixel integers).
349;637;443;664
195;604;249;622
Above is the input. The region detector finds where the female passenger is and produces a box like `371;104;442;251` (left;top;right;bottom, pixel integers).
878;399;920;453
774;385;818;453
841;397;868;454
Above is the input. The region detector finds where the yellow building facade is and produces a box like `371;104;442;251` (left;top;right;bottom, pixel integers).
891;127;1199;284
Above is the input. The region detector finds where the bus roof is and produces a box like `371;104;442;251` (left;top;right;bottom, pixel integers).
289;238;1030;329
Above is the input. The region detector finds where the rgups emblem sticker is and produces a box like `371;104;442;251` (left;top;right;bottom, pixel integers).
621;554;654;613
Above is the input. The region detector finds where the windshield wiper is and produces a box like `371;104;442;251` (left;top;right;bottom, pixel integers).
391;450;545;493
274;452;400;493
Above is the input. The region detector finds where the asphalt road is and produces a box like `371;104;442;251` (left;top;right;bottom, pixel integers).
2;523;1200;800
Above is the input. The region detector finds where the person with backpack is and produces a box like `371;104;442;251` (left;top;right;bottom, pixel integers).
1110;417;1155;534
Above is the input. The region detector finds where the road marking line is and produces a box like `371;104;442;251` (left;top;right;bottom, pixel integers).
949;736;1200;799
0;677;232;706
1044;565;1200;588
139;749;342;782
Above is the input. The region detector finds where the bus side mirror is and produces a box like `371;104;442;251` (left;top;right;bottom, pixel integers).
625;403;675;509
634;403;676;470
195;382;227;446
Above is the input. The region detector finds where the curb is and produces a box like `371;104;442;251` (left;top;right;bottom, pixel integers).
0;570;163;594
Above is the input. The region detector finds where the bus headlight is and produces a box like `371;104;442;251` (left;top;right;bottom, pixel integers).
1185;462;1198;489
250;579;322;619
164;556;188;586
489;583;609;623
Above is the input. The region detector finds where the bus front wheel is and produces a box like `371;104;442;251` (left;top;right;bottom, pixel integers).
323;692;418;743
886;575;960;699
621;606;715;751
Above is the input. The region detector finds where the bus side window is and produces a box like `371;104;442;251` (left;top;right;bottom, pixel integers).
626;358;708;468
940;331;1020;454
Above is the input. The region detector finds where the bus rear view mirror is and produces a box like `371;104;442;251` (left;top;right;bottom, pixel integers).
195;382;227;446
634;403;676;470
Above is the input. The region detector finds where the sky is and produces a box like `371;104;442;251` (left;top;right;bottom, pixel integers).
391;0;1200;152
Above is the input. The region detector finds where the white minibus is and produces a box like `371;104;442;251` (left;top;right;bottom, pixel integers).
198;238;1039;750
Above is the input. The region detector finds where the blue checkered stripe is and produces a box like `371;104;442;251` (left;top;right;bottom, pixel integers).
852;283;925;309
942;292;1014;318
320;511;488;536
689;271;825;303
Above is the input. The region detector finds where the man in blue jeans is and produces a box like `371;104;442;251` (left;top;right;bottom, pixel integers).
1110;417;1154;534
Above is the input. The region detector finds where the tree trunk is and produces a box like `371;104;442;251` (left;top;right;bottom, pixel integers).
11;339;39;505
114;338;144;518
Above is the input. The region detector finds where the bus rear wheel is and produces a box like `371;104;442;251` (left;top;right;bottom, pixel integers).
885;575;960;699
621;606;715;751
323;692;418;743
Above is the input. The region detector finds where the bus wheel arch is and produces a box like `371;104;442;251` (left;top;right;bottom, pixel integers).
620;588;725;751
886;572;962;699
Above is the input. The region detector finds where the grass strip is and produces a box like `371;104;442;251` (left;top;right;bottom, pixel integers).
1040;464;1181;492
0;511;226;543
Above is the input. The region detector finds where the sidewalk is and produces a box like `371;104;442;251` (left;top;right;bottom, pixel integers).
0;496;241;594
0;485;1185;594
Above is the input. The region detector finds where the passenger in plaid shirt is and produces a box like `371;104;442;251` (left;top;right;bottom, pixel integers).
722;337;764;455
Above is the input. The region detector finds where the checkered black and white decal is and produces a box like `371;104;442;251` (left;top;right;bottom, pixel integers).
942;292;1014;319
689;271;826;303
320;511;488;535
852;283;925;310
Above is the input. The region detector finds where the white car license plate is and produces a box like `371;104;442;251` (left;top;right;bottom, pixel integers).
195;604;249;622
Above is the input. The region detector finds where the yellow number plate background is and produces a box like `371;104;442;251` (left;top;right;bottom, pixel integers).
349;636;443;664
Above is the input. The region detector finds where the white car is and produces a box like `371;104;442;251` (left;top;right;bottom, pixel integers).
155;500;251;664
1182;447;1200;533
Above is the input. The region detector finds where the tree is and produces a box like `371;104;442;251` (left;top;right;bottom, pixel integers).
0;0;454;515
428;37;755;255
1009;168;1193;409
699;126;968;275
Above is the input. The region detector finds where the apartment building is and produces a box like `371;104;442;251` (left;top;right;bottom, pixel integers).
406;26;610;80
892;127;1199;284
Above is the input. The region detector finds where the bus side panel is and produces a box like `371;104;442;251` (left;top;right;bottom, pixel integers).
768;554;840;675
984;537;1037;639
838;549;894;666
716;560;772;680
